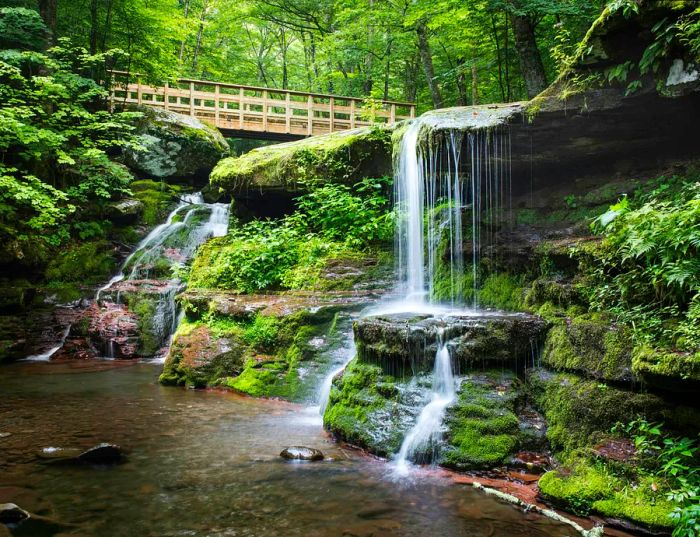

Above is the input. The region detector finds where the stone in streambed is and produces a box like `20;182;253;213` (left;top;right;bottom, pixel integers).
280;446;324;461
0;503;30;524
37;443;123;465
78;443;123;464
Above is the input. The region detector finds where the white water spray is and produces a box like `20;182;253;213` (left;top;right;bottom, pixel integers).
394;332;455;474
23;324;71;361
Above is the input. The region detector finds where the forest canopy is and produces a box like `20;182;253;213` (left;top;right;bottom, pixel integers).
24;0;607;110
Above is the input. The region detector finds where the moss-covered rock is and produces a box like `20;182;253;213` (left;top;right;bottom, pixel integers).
632;344;700;391
129;180;183;226
323;358;419;455
541;313;635;383
124;106;229;181
442;371;522;469
159;322;244;388
539;460;676;528
210;127;392;195
44;241;118;287
354;312;548;375
529;369;668;454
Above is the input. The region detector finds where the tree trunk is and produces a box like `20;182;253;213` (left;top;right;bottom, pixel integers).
471;64;479;105
416;21;442;109
89;0;99;54
179;0;190;62
456;60;468;106
100;0;114;51
191;2;208;72
38;0;58;40
509;11;547;98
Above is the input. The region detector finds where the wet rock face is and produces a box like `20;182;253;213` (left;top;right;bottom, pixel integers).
123;106;229;181
86;303;140;359
354;312;548;375
160;324;244;388
280;446;324;461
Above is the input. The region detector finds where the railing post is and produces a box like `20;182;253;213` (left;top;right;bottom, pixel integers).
163;81;169;110
214;84;220;125
329;97;335;132
189;82;195;116
137;77;143;105
307;95;313;135
262;90;268;131
109;72;115;112
410;105;416;118
239;88;244;129
390;104;396;124
350;100;356;129
285;92;291;133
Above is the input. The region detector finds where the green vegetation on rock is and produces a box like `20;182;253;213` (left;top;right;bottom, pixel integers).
442;372;521;469
189;176;393;293
210;127;392;194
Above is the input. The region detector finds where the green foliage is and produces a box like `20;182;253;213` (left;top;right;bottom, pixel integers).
584;174;700;351
0;25;139;266
617;419;700;536
189;177;393;293
0;7;48;51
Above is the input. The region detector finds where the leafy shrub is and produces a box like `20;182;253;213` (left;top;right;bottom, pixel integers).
584;175;700;350
618;420;700;536
189;176;393;292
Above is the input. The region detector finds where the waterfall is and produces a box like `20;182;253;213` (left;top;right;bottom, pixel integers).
317;337;356;416
95;192;230;359
387;107;515;471
394;332;455;475
394;112;512;307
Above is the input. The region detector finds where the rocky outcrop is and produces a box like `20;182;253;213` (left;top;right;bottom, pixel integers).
210;127;392;217
124;106;229;181
354;312;548;375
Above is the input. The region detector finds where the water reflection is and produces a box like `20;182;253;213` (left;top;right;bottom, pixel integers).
0;362;573;537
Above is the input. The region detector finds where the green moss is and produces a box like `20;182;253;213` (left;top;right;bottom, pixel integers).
477;273;526;311
323;359;405;455
130;179;181;226
539;464;614;515
210;127;392;194
541;314;634;382
539;461;675;527
443;372;521;469
44;240;117;285
632;344;700;383
530;371;665;453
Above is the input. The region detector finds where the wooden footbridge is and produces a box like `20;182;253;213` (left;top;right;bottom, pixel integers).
109;71;416;140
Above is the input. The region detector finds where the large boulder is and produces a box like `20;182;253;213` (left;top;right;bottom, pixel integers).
210;127;392;217
124;106;229;181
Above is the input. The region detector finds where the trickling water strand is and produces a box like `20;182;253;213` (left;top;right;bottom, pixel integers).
317;337;356;416
394;331;455;475
23;324;71;361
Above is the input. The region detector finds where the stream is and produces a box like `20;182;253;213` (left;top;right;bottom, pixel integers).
0;361;576;537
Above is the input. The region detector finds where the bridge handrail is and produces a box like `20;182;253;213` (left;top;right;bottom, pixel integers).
109;70;416;108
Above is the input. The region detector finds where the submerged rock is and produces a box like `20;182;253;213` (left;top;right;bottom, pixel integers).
0;503;30;524
280;446;324;461
123;106;229;181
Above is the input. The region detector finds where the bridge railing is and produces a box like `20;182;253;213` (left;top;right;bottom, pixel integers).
109;71;416;136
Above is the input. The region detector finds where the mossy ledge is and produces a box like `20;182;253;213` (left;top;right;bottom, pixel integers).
210;126;393;194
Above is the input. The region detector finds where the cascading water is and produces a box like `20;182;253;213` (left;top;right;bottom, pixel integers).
394;111;512;307
96;192;229;359
388;107;515;471
394;331;455;474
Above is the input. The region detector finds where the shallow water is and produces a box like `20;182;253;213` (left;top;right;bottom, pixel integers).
0;362;574;537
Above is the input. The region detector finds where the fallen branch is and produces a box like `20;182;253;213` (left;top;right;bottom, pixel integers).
471;482;604;537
